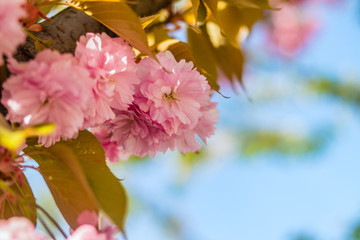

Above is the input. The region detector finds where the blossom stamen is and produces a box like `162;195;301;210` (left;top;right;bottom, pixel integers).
163;90;179;104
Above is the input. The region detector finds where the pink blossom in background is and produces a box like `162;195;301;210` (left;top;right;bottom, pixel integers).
1;50;95;147
108;104;170;158
0;217;49;240
75;32;139;127
0;0;26;65
136;51;218;153
267;3;318;57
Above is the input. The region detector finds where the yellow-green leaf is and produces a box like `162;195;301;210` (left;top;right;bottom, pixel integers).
157;39;193;62
66;1;152;56
35;40;47;52
226;0;276;9
191;0;200;24
24;130;128;234
217;5;263;43
203;0;218;18
0;118;55;154
187;27;219;91
214;42;244;85
24;142;99;229
140;14;160;29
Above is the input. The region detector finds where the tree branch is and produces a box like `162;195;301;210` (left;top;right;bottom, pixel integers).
14;0;172;61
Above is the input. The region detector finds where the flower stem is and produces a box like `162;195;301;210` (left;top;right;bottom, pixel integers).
36;204;68;239
38;214;57;240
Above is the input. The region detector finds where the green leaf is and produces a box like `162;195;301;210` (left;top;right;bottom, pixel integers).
24;130;128;233
203;0;218;18
187;27;219;91
151;26;170;46
67;1;152;56
0;119;55;154
24;143;99;229
157;39;194;63
214;42;244;86
140;14;160;29
226;0;276;9
0;174;37;225
197;0;208;23
191;0;200;24
35;40;48;52
217;5;263;43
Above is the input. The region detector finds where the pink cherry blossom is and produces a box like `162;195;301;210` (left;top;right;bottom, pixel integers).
68;225;106;240
68;210;118;240
1;50;95;147
0;0;26;65
136;51;204;135
91;125;129;162
135;51;218;153
75;32;139;127
108;104;171;158
171;101;219;153
0;217;49;240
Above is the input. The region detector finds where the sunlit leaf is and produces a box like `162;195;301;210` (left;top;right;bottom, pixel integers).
151;26;170;44
197;0;208;22
24;142;99;229
203;0;218;18
214;42;244;86
226;0;276;9
24;130;128;233
0;118;55;154
23;123;56;136
66;1;152;56
140;14;160;29
0;174;37;225
217;4;262;43
203;22;244;86
157;39;193;62
148;26;169;49
187;27;219;91
190;0;200;24
35;40;47;52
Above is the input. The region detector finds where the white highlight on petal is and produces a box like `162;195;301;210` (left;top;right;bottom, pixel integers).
121;56;128;65
7;99;20;111
24;114;32;124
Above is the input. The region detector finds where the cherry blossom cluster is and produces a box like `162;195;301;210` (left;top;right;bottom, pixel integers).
1;32;218;161
0;211;118;240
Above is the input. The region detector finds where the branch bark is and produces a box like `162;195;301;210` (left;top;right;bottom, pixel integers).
15;0;172;62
